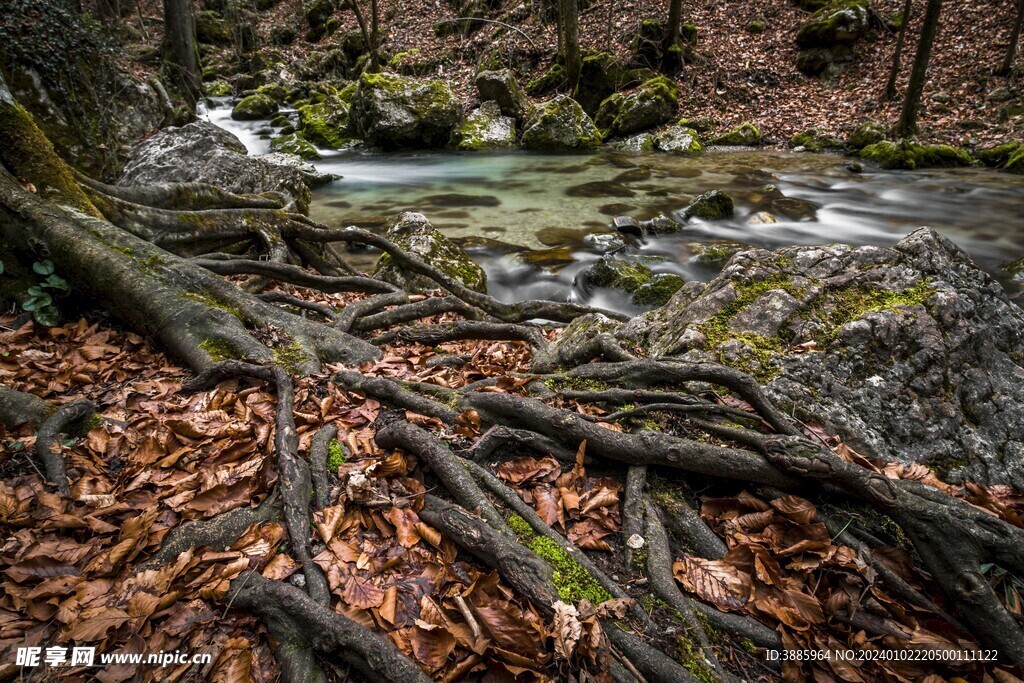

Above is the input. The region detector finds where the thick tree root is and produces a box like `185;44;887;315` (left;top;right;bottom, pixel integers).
622;466;647;570
228;571;431;683
0;384;54;429
351;295;482;333
309;424;338;512
35;398;96;496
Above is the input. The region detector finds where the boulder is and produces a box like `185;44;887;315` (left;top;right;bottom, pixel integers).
578;256;685;308
573;52;637;116
846;120;887;151
475;69;528;120
614;228;1024;488
231;93;278;120
521;95;602;152
653;126;702;155
372;213;487;293
297;97;351;148
683;190;735;221
348;72;461;150
269;133;321;160
860;140;971;170
118;120;314;212
795;45;855;77
788;128;844;152
708;122;761;146
595;76;679;138
450;101;516;151
796;0;871;48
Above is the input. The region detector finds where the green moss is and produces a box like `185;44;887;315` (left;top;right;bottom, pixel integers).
808;280;935;340
528;536;613;605
270;133;321;160
526;63;567;97
204;79;233;97
976;141;1022;168
181;292;244;320
200;338;242;361
845;120;887;151
544;376;611;392
860;140;972;170
297;99;351;149
507;513;534;537
327;438;346;470
231;93;278;120
273;340;314;374
709;122;761;146
674;635;716;683
789;128;844;152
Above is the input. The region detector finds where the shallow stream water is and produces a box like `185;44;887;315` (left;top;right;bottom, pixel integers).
203;102;1024;313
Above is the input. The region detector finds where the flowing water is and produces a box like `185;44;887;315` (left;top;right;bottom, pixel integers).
203;102;1024;313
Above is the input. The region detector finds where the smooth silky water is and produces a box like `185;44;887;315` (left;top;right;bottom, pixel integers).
203;102;1024;314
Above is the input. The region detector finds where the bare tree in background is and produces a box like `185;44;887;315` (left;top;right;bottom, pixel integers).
894;0;942;137
666;0;683;49
346;0;381;73
881;0;912;102
162;0;202;108
996;0;1024;76
560;0;580;89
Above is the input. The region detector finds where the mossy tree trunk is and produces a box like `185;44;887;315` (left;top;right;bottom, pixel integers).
162;0;202;108
894;0;942;137
666;0;683;50
996;0;1024;76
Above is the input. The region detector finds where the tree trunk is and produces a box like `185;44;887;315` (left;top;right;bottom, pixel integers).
894;0;942;137
996;0;1024;76
881;0;913;102
667;0;683;49
561;0;581;90
370;0;381;72
162;0;202;109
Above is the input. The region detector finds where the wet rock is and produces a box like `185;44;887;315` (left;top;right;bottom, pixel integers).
269;133;321;160
746;211;779;225
450;101;516;150
653;126;703;155
595;76;679;138
348;71;461;150
683;190;735;221
977;141;1024;172
708;122;761;146
204;80;234;97
566;181;635;198
259;152;337;188
643;214;682;235
231;93;278;120
619;228;1024;487
860;140;971;170
770;197;819;221
372;212;487;293
119;120;315;212
614;133;656;152
297;97;352;149
521;95;602;151
584;233;627;253
421;193;501;207
789;128;844;152
689;241;747;268
475;69;528;120
612;216;643;236
578;256;685;308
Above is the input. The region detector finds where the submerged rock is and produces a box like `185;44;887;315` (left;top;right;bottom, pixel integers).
614;228;1024;487
521;95;602;152
475;69;528;120
119;120;314;212
372;212;487;293
595;76;679;138
348;71;461;150
450;101;516;151
708;122;762;146
683;190;736;221
578;256;685;307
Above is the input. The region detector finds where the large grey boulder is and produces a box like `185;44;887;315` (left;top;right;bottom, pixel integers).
347;71;461;150
450;101;516;151
475;69;528;120
118;120;316;212
575;229;1024;488
595;76;679;138
521;95;602;152
372;213;487;293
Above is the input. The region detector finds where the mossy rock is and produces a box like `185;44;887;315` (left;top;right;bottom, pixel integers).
270;26;298;45
976;141;1022;167
195;10;231;43
796;0;871;48
256;83;288;103
1002;256;1024;278
846;120;887;151
269;133;321;160
677;116;715;134
304;0;334;28
746;15;767;33
709;122;761;146
1005;146;1024;174
860;140;972;170
573;52;635;116
789;128;844;152
475;68;528;120
521;95;602;152
580;256;684;308
297;97;351;148
653;126;702;155
526;63;567;97
450;101;516;151
373;212;487;293
683;190;735;221
796;45;855;77
348;71;461;150
204;80;233;97
690;241;747;268
231;93;279;120
595;76;679;139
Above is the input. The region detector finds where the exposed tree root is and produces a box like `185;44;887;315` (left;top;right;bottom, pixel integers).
35;398;96;496
0;384;54;429
309;424;339;511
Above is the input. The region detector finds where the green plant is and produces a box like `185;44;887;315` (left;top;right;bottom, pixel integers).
19;260;70;326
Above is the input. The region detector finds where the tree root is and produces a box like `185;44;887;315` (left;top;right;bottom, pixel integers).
309;424;338;512
36;398;96;496
194;258;398;294
227;571;431;683
0;384;54;430
351;295;482;333
622;466;647;570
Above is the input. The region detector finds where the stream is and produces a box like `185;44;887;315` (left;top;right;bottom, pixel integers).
203;101;1024;314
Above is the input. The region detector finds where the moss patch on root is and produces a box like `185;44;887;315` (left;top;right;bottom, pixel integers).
507;514;612;605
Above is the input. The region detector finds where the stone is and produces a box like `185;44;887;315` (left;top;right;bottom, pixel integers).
595;76;679;138
450;101;516;151
269;133;321;160
796;0;871;48
475;69;528;120
845;120;887;151
612;216;643;235
574;52;636;116
372;212;487;293
521;95;602;152
789;128;844;151
615;228;1024;488
987;87;1013;102
298;97;352;148
796;45;855;77
860;140;971;170
348;71;461;150
689;241;747;268
578;256;685;308
708;122;761;146
231;93;278;120
119;120;314;213
653;126;703;155
683;190;735;221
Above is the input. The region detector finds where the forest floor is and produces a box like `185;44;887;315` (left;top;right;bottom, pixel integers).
156;0;1024;147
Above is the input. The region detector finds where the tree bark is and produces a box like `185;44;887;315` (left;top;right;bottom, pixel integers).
666;0;683;49
881;0;913;102
996;0;1024;76
162;0;202;108
894;0;942;137
561;0;581;90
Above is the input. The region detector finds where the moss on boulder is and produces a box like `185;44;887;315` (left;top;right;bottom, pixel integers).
595;76;679;139
372;212;487;293
297;97;351;148
683;190;735;221
846;120;887;151
526;63;567;97
521;95;602;152
653;126;702;155
450;101;516;150
708;122;761;146
789;128;844;152
204;80;233;97
348;71;461;150
796;0;871;48
580;256;684;308
860;140;972;170
231;93;278;120
269;133;321;160
796;45;855;77
475;69;528;120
